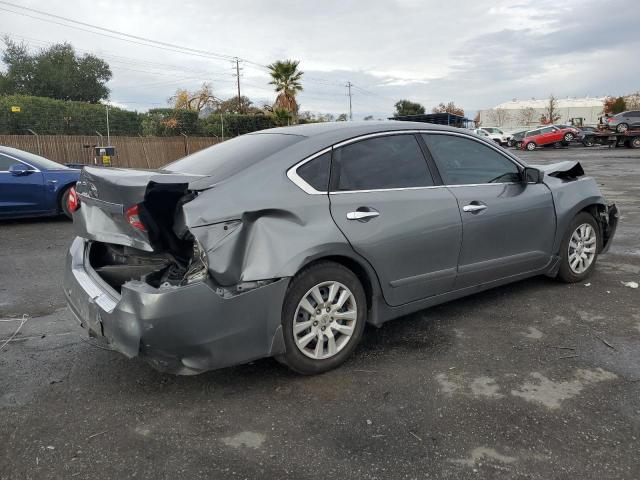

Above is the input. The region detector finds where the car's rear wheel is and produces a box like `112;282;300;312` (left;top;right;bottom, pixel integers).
526;141;537;151
278;262;366;374
60;186;73;219
616;123;629;133
631;136;640;149
557;212;601;283
564;133;574;142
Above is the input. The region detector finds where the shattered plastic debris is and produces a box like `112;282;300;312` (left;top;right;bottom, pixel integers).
622;281;638;289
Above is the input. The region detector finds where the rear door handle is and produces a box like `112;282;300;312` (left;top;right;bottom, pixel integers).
462;204;487;213
347;210;379;220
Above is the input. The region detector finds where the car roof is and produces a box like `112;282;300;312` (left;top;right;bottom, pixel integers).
0;145;69;170
247;120;460;143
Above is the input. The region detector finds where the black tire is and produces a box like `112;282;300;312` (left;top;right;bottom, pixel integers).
277;261;367;375
564;133;574;142
631;136;640;149
515;141;522;149
616;123;629;133
60;186;73;219
525;141;537;151
557;212;601;283
583;136;595;147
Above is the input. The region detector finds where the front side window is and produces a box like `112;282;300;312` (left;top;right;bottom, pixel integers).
333;134;433;191
540;127;555;134
423;134;520;186
0;154;19;171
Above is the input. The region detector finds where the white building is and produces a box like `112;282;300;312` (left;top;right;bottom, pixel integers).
479;97;606;130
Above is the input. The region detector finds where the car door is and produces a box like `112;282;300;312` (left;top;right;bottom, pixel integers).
629;111;640;128
538;126;558;145
0;153;46;217
422;132;556;289
328;133;462;306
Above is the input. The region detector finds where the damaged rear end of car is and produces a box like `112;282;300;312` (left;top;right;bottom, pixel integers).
64;165;289;374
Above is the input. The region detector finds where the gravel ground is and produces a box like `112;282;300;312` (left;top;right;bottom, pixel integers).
1;145;639;479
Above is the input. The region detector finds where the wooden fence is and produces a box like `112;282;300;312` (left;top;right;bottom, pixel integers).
0;135;219;169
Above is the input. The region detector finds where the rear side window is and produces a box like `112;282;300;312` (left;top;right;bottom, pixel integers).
296;151;331;191
423;134;520;185
333;134;433;191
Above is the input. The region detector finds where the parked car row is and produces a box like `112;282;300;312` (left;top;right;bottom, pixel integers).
481;112;640;151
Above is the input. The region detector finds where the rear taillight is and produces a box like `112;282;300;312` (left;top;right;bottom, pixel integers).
125;204;146;231
67;186;79;213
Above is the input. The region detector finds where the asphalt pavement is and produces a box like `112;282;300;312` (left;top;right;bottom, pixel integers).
1;145;639;479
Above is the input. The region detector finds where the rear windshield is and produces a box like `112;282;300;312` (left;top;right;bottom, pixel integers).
164;133;304;177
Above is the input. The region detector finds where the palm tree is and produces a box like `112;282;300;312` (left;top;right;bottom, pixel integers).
267;60;303;121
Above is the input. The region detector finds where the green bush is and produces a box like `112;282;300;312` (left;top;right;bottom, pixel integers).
0;94;141;135
141;108;200;136
200;113;276;138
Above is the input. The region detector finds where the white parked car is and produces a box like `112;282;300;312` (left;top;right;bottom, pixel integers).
472;128;503;145
481;127;511;146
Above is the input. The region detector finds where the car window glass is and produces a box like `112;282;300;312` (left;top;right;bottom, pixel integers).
334;135;433;191
0;154;19;170
423;134;520;186
297;151;331;191
541;127;554;134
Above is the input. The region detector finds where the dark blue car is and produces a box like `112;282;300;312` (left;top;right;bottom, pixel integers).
0;146;80;220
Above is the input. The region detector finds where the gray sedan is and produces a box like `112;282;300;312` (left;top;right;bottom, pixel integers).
63;122;618;375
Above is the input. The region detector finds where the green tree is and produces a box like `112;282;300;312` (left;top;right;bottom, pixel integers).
0;38;111;103
215;95;261;114
267;59;303;121
603;96;627;115
393;99;425;116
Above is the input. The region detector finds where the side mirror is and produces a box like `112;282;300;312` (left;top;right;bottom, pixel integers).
9;163;31;176
522;167;543;184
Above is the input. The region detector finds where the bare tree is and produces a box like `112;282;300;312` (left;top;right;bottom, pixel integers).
169;83;217;113
518;107;537;126
540;95;561;124
473;112;481;127
487;108;510;126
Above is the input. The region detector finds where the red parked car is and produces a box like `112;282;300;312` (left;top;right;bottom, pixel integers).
520;125;580;151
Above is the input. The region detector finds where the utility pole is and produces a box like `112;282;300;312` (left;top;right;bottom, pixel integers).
105;105;111;145
235;58;242;113
346;82;353;121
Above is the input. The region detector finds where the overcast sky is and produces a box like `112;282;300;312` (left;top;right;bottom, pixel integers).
1;0;639;119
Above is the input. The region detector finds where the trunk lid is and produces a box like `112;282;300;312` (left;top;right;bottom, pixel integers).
74;166;207;252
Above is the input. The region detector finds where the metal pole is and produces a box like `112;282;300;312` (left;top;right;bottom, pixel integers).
105;105;110;145
26;129;41;155
220;113;224;141
235;58;242;113
346;82;353;121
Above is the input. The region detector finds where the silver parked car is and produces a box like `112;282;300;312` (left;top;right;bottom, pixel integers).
64;122;618;375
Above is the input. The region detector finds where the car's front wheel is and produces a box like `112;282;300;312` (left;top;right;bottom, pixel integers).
564;133;574;142
616;123;629;133
557;212;601;283
583;136;595;147
278;262;366;374
526;141;537;151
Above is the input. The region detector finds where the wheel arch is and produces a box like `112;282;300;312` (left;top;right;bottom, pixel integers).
292;252;383;324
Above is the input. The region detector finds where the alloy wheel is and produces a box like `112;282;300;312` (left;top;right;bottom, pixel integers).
292;281;357;360
568;223;597;274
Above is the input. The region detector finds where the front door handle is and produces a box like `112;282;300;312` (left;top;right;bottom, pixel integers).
462;203;487;213
347;210;379;220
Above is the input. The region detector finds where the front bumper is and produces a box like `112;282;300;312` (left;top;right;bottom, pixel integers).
63;237;289;374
